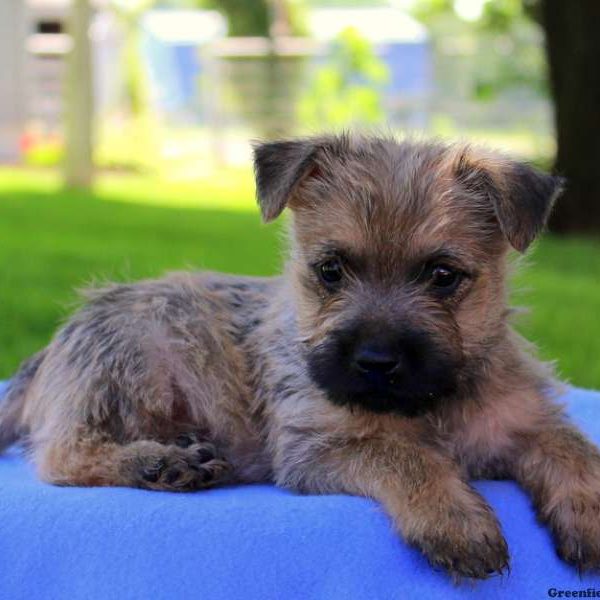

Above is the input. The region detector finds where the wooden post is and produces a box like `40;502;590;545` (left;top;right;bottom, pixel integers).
0;0;27;163
64;0;94;188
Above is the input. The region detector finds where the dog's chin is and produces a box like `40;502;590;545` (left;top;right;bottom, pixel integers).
315;379;455;417
332;391;439;416
307;352;459;417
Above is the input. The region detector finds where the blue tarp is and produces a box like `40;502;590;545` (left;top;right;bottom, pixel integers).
0;380;599;599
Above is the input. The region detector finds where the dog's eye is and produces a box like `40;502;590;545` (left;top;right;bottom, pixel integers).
428;264;462;294
319;259;344;285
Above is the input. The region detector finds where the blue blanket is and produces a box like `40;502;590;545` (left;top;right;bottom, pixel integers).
1;380;599;599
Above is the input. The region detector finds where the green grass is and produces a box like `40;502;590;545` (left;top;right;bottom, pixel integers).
1;167;599;389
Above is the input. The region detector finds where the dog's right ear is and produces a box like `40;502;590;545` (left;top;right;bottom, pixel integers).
454;146;564;252
253;139;322;222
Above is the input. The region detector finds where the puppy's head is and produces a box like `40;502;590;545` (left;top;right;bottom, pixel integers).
254;134;563;417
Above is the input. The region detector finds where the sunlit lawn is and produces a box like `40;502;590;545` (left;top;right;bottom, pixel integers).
1;167;599;390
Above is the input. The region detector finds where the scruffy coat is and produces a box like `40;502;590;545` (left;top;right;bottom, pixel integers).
2;134;599;580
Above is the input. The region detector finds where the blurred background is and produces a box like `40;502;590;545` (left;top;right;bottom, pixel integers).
0;0;599;388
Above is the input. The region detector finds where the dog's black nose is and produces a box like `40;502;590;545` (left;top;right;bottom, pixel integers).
353;346;401;375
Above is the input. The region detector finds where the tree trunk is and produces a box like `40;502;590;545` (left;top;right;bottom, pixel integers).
64;0;94;189
541;0;600;233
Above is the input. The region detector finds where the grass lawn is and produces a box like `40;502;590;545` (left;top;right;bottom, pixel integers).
1;167;599;390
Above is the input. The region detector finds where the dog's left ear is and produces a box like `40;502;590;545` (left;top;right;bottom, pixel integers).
455;147;565;252
253;138;322;222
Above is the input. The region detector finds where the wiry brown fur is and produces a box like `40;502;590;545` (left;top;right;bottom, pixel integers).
2;133;598;580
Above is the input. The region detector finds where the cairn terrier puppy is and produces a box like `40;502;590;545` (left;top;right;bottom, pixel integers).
2;134;600;579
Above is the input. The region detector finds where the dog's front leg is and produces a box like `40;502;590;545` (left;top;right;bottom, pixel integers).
514;421;600;572
274;432;509;579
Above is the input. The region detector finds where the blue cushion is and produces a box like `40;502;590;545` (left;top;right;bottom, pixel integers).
1;380;599;599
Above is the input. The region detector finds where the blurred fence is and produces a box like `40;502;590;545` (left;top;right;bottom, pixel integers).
210;39;313;140
4;5;553;171
145;31;551;166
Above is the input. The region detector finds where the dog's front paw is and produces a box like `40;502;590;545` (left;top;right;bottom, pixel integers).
550;494;600;573
411;509;509;580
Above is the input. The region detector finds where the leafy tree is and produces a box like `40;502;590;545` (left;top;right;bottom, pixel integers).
203;0;270;36
412;0;546;102
472;0;547;101
299;28;388;129
198;0;305;37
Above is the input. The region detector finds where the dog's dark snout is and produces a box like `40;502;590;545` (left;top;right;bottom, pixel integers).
353;345;401;375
